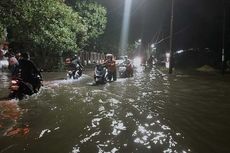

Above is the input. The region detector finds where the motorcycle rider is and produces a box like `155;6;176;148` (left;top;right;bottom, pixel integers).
104;54;117;81
123;56;131;65
17;52;41;93
122;56;133;77
65;58;76;71
71;55;83;76
65;56;83;79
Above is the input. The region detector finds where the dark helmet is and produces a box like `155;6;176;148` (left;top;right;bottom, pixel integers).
21;52;30;60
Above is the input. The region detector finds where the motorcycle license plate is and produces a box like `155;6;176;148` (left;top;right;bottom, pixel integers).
119;67;126;71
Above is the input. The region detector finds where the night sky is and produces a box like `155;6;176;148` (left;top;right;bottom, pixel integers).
95;0;226;52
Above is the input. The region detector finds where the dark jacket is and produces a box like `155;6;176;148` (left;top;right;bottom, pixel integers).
18;59;39;83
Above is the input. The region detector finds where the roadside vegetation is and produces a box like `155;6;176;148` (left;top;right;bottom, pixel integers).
0;0;107;69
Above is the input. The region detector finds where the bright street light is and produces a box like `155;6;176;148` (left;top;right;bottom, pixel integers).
169;0;174;74
119;0;132;55
151;44;155;49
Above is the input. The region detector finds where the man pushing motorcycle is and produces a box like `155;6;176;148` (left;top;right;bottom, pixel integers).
104;54;117;81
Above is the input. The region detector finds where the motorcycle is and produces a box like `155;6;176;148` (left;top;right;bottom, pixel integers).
67;64;83;80
8;73;43;100
118;63;133;78
94;64;107;84
31;73;43;93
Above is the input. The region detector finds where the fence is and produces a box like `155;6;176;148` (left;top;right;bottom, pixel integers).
79;51;105;65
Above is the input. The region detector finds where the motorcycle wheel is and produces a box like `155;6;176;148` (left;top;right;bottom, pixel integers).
8;92;24;100
8;92;16;99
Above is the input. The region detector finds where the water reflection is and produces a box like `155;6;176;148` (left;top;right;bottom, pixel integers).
65;67;191;153
0;68;230;153
0;72;9;88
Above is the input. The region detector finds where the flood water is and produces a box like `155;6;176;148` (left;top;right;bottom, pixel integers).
0;66;230;153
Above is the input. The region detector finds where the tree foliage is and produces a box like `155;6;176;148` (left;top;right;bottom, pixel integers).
66;0;107;51
1;0;88;53
0;0;107;69
0;23;5;43
0;0;107;51
73;0;107;40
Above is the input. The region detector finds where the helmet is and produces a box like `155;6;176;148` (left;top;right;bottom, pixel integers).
106;54;113;57
106;54;113;60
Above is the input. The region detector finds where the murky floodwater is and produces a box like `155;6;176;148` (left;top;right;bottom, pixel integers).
0;67;230;153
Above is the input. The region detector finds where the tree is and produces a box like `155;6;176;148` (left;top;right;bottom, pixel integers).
0;23;6;43
2;0;88;51
0;0;107;70
0;0;89;69
66;0;107;51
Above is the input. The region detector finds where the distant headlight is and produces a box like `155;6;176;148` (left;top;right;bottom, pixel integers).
133;57;142;67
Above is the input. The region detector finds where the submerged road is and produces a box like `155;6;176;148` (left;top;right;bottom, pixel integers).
0;66;230;153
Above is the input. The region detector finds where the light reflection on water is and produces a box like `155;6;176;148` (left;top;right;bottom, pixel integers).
0;68;230;153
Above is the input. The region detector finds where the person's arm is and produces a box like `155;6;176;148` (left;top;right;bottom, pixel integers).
103;60;108;67
77;61;83;68
111;61;116;66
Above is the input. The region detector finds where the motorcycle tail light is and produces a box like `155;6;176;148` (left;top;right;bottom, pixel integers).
11;80;18;84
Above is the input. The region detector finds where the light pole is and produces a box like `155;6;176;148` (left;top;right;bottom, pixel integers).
222;0;226;74
169;0;174;74
151;43;156;56
136;39;142;55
